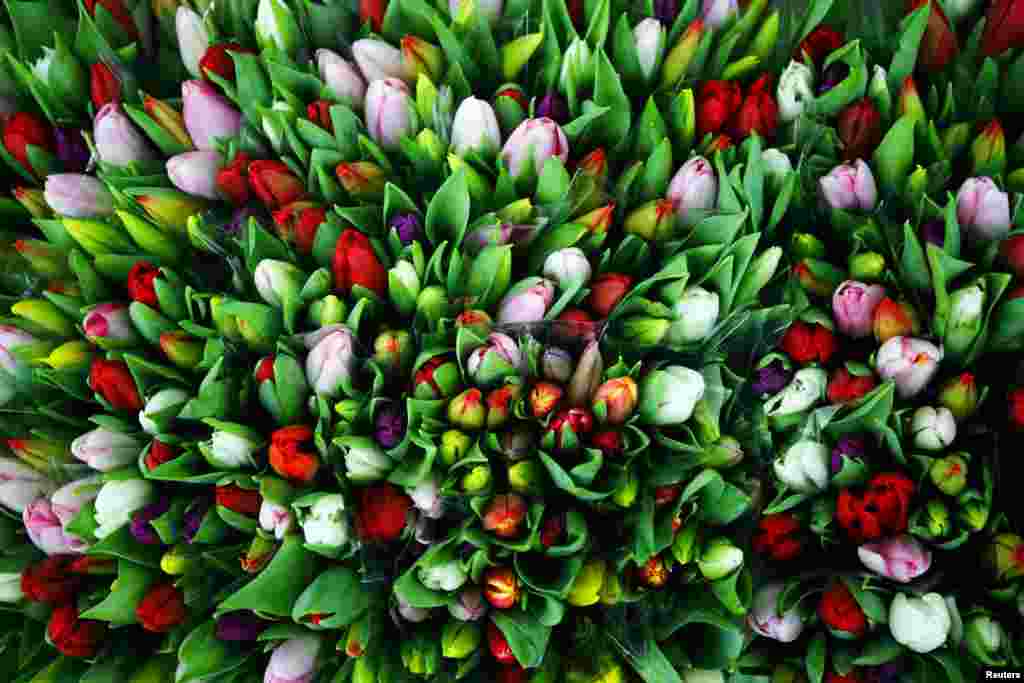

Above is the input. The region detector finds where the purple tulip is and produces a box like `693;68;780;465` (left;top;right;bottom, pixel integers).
375;403;407;449
167;150;224;199
44;174;114;218
752;360;791;397
500;117;569;179
227;207;266;236
365;78;416;150
832;280;886;338
216;611;268;641
956;176;1010;241
655;0;679;25
129;497;171;545
464;222;539;254
390;213;421;244
820;160;878;211
817;62;849;95
54;126;91;172
183;497;213;543
920;220;945;247
534;92;569;124
182;80;243;151
94;103;157;167
702;0;738;29
832;434;867;474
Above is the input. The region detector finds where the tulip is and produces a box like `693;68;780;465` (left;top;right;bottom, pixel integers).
145;440;178;471
698;537;744;580
450;96;502;157
204;426;261;469
94;103;156;166
340;437;391;482
820;160;878;212
592;377;639;425
450;0;503;24
43;174;114;218
420;556;468;592
2;111;53;179
167;150;223;200
946;282;986;356
199;42;253;84
873;298;920;343
441;622;481;660
355;483;411;543
259;500;294;540
353;39;411;83
639;365;706;425
956;177;1010;241
496;277;555;325
837;98;883;161
938;373;978;421
182;80;242;151
484;567;521;610
1012;387;1024;431
971;119;1006;177
732;74;778;140
373;331;414;378
364;78;417;150
911;406;956;451
875;336;942;399
253;260;304;310
909;0;958;71
333;228;387;297
48;604;106;658
0;457;56;513
702;0;737;28
540;348;572;383
761;150;793;195
748;583;803;642
176;7;210;78
409;474;442;519
634;18;666;82
1001;235;1024;278
500;118;569;179
586;272;633;318
698;81;744;138
450;587;488;621
49;475;102;531
304;325;357;399
71;427;143;471
987;533;1024;582
89;62;121;112
482;493;527;539
94;479;155;539
560;38;594;93
12;187;49;219
269;425;320;484
23;497;86;555
89;357;143;413
665;286;720;344
216;152;251;206
265;635;321;683
983;0;1024;57
135;583;187;633
539;247;590;288
414;356;462;400
666;156;717;224
254;0;301;56
661;19;704;88
858;535;932;583
890;593;950;653
467;333;523;388
774;440;829;493
832;280;886;339
964;614;1007;665
301;494;349;548
777;60;815;123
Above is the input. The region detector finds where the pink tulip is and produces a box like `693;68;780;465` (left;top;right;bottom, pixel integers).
23;498;88;555
832;280;886;338
364;78;416;150
748;582;804;642
264;635;320;683
316;49;366;108
667;156;717;223
858;534;932;583
83;303;140;347
94;103;157;167
820;159;878;211
875;336;942;399
496;277;556;324
0;456;55;513
500;117;569;178
182;80;243;150
956;176;1010;241
50;475;103;528
167;150;223;199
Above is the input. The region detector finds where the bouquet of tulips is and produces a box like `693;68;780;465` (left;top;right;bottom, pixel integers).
2;0;1024;682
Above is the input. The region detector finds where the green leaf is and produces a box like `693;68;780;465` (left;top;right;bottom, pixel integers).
175;620;255;683
899;221;931;291
490;609;552;669
888;3;929;92
853;635;903;666
80;560;157;625
806;632;826;683
425;171;470;247
291;567;372;628
87;526;163;567
217;535;317;618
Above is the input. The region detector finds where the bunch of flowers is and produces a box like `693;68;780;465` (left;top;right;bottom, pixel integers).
1;0;1024;682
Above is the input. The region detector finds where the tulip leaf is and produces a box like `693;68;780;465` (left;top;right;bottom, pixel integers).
292;567;372;629
887;4;929;94
930;651;966;683
175;620;256;683
592;49;632;151
80;560;157;625
425;171;471;247
514;553;584;600
710;566;751;616
394;566;452;610
491;609;552;669
852;634;903;666
612;626;682;683
217;535;317;618
538;451;618;502
805;632;826;683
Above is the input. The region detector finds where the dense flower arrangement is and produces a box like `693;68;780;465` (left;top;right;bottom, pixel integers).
0;1;1023;682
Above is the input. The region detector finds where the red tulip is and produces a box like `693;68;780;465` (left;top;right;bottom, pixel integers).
753;513;804;562
827;367;877;405
487;620;516;663
1000;235;1024;278
838;98;882;161
48;604;106;658
273;202;326;254
984;0;1024;57
20;556;81;604
307;100;334;133
89;358;143;412
797;25;844;64
84;0;139;41
482;493;528;539
145;439;178;470
136;583;187;633
638;555;668;588
907;0;958;71
591;430;623;458
1010;387;1024;430
248;160;306;210
483;567;520;610
360;0;387;31
216;152;252;206
2;112;53;179
126;261;160;307
268;425;320;484
90;63;121;111
540;514;564;548
818;581;867;637
780;321;836;365
731;75;778;140
355;483;412;542
837;472;914;543
585;273;632;317
696;80;742;137
333;228;387;297
215;484;262;517
199;43;255;84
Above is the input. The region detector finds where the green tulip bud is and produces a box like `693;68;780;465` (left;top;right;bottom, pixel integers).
671;517;700;565
441;621;481;659
373;329;414;376
440;430;473;465
567;559;606;607
937;373;979;421
10;299;76;337
698;537;743;580
508;459;545;496
959;493;989;533
612;469;639;508
416;285;449;325
448;389;487;431
970;119;1007;177
619;316;671;347
790;233;827;260
929;454;968;496
924;499;951;539
964;614;1007;665
308;295;347;327
849;252;886;281
461;465;491;494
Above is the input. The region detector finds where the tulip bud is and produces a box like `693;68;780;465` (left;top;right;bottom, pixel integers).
541;348;573;383
467;333;523;388
760;149;793;194
182;80;242;151
971;119;1006;177
528;381;563;419
0;457;56;514
414;356;462;400
567;559;606;607
481;493;528;540
43;174;113;218
848;252;885;281
586;273;632;318
592;377;639;425
372;329;414;377
94;478;156;539
264;636;321;683
634;18;667;82
496;277;555;325
889;593;951;653
365;78;417;150
304;325;357;399
483;567;520;609
137;388;189;436
858;534;932;583
838;98;883;161
820;160;878;212
500;117;569;179
387;260;421;317
698;537;744;580
986;533;1024;583
910;405;956;452
639;365;706;425
777;60;815;123
667;156;717;224
956;177;1010;242
442;621;481;659
624;199;677;242
937;373;978;421
965;614;1007;666
946;282;986;357
450;96;502;157
748;583;804;642
166;150;223;200
875;336;942;399
254;259;304;310
83;303;141;350
832;280;886;338
94;103;156;166
336;161;386;200
449;389;487;431
315;49;366;109
353;39;411;83
872;298;920;343
254;0;302;56
560;38;594;93
661;19;704;88
158;331;202;369
774;440;829;493
176;7;210;78
928;453;968;496
665;286;720;344
911;0;959;71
